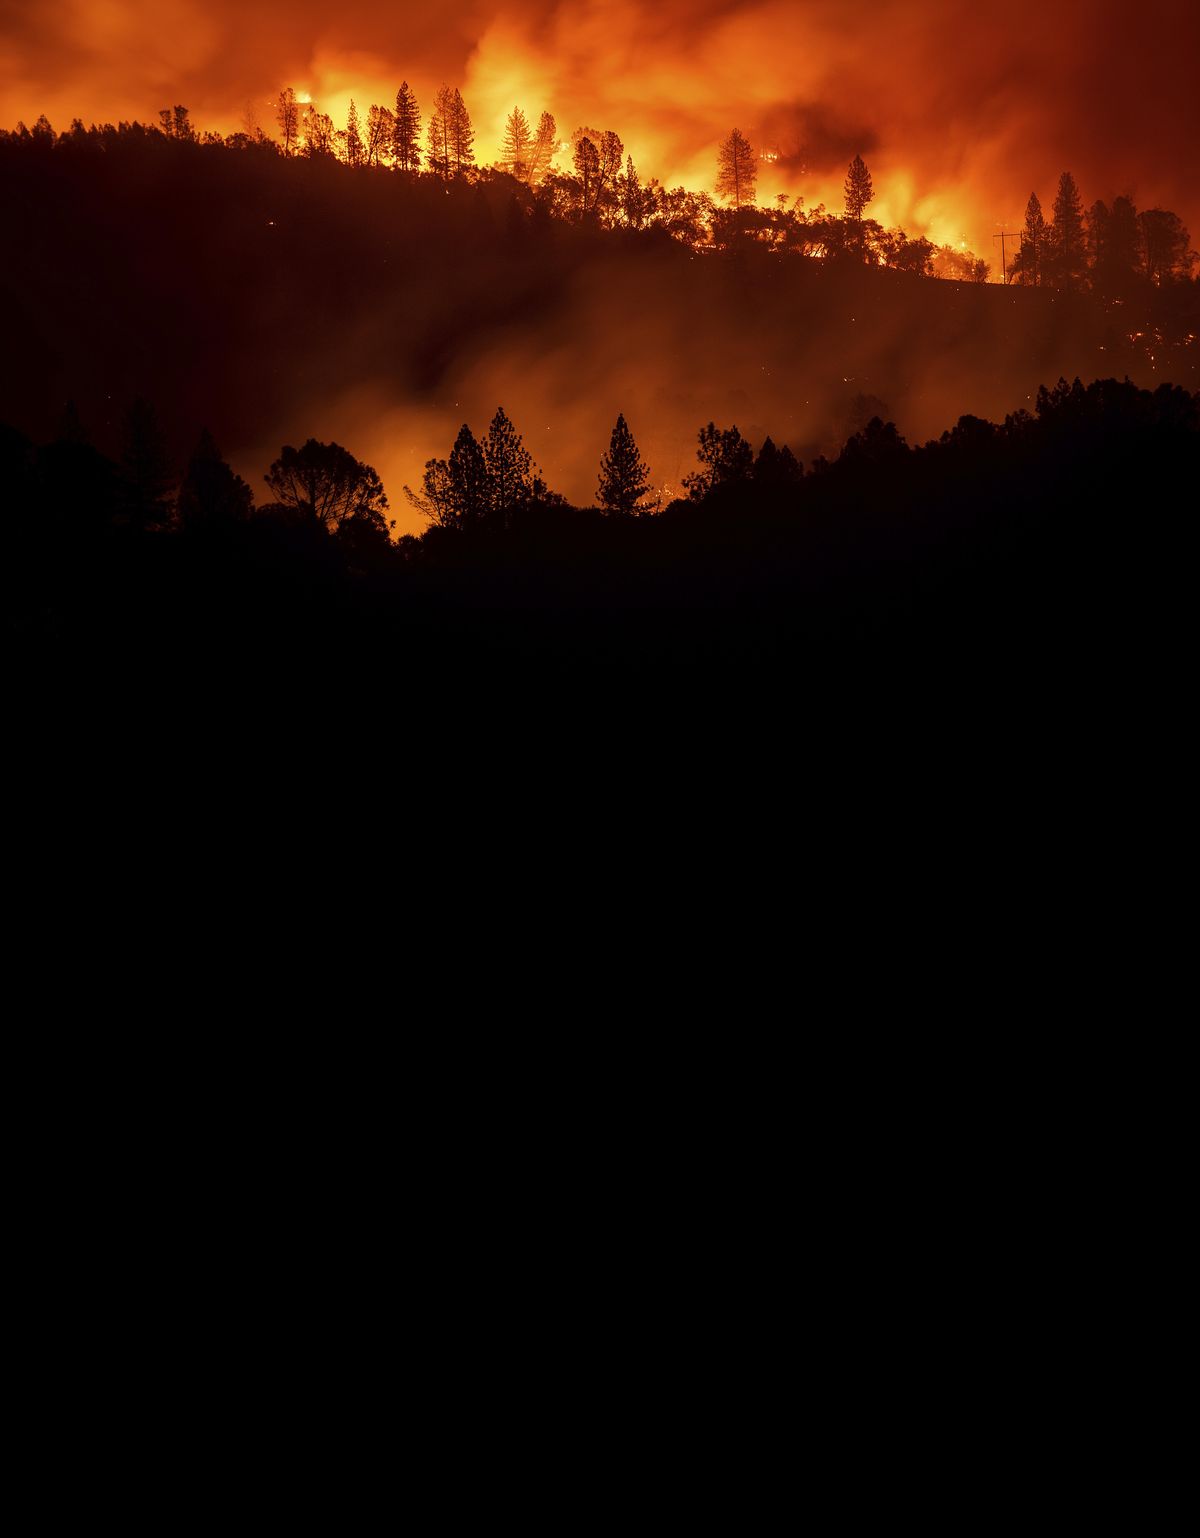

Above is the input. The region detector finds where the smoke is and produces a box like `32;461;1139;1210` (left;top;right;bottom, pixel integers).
3;0;1198;244
3;1;1197;536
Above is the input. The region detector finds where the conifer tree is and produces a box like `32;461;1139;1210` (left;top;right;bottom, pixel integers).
1104;195;1141;291
449;89;475;175
482;408;536;526
683;424;753;501
619;156;647;228
1086;199;1110;272
843;153;874;220
597;414;657;515
448;424;489;526
1010;192;1047;286
427;85;454;178
393;83;421;172
1047;171;1086;290
752;436;803;486
716;128;757;210
527;111;558;184
573;136;600;215
344;100;364;167
501;107;532;178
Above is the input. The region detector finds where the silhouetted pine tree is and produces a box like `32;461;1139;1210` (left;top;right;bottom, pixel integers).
1047;171;1086;290
1105;195;1142;291
393;83;421;172
752;436;803;486
448;424;489;526
619;156;648;227
427;86;453;179
1010;192;1047;286
501;107;532;178
344;100;364;167
683;424;753;500
844;153;874;220
597;414;657;515
716;128;757;210
573;137;599;216
527;112;557;184
482;408;535;526
449;89;475;175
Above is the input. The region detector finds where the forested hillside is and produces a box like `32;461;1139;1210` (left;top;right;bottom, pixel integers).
3;122;1195;532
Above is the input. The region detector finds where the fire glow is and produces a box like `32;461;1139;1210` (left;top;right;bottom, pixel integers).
3;0;1197;254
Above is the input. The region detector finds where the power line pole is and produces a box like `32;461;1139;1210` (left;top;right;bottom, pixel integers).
993;231;1021;284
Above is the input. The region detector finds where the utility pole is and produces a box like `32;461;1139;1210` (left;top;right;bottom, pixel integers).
993;231;1021;284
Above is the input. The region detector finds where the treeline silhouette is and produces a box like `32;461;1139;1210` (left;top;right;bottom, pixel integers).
5;106;1195;293
6;378;1195;712
3;111;1197;508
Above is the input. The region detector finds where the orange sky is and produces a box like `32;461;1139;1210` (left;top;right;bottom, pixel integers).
3;0;1199;254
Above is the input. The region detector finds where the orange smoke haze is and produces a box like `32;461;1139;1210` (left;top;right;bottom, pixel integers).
3;0;1198;251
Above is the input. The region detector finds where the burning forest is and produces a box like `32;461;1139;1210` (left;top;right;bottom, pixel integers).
3;0;1198;787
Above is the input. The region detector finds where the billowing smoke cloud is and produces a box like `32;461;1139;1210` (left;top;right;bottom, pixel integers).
2;0;1198;245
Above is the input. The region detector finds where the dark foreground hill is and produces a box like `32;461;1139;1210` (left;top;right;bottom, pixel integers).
5;375;1194;729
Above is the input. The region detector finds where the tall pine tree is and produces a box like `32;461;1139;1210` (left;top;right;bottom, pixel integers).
344;100;364;167
843;153;874;220
597;415;657;515
716;128;757;210
501;107;532;178
427;85;453;178
449;89;475;175
1047;171;1086;290
1010;192;1047;286
393;83;421;172
482;408;536;527
527;111;558;184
